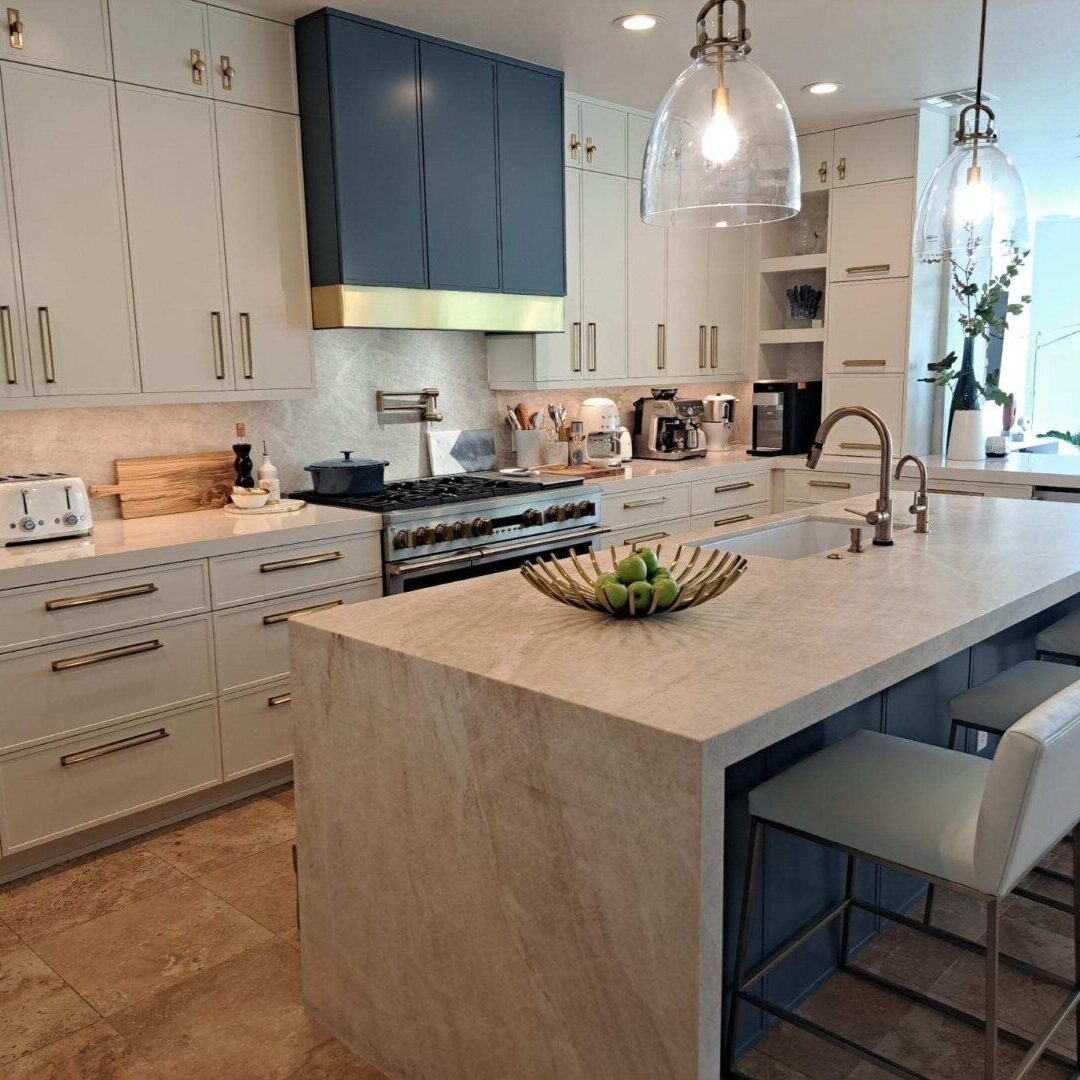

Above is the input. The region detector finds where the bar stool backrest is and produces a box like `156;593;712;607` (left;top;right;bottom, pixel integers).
974;681;1080;896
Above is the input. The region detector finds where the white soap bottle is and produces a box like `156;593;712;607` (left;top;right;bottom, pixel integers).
258;441;281;503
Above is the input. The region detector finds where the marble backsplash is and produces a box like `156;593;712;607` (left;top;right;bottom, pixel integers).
0;328;751;519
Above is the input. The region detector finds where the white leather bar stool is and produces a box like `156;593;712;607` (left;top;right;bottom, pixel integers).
1037;610;1080;665
723;682;1080;1080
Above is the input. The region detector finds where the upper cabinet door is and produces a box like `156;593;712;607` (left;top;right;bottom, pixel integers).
0;1;111;78
207;7;297;114
626;113;652;182
829;179;914;283
580;171;626;381
117;85;231;393
3;64;138;396
110;0;211;97
626;179;666;379
497;64;564;296
798;130;834;192
580;101;627;176
665;226;709;377
0;79;27;400
534;167;581;382
833;115;916;187
564;97;581;167
706;228;747;376
215;103;312;391
420;42;499;292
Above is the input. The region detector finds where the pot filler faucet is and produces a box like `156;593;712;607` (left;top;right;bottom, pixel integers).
806;406;895;546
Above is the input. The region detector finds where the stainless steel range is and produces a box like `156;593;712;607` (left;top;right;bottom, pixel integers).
295;474;605;593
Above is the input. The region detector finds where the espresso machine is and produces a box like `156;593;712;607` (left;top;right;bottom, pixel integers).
631;389;708;461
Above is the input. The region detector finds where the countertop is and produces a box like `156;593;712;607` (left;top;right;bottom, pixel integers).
0;502;382;590
297;492;1080;765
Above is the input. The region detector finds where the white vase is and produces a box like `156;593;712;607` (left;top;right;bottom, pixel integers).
948;410;986;462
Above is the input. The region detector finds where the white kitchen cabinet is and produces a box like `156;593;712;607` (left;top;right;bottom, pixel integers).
706;228;747;376
626;179;665;378
220;680;293;780
604;484;692;531
822;373;905;457
829;179;914;284
2;64;139;397
627;112;652;180
690;502;770;534
207;6;297;114
564;97;581;166
608;518;691;550
0;0;111;78
666;226;710;377
579;101;627;176
117;85;232;393
798;130;834;192
833;115;917;187
0;84;26;402
216;103;313;391
110;0;211;97
533;167;582;382
579;171;626;381
825;280;911;375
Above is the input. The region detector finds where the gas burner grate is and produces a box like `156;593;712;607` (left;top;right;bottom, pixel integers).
292;474;544;513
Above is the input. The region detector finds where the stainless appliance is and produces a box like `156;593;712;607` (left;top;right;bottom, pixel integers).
702;394;738;452
1;473;92;545
632;388;707;461
296;474;605;594
577;397;623;468
748;380;822;457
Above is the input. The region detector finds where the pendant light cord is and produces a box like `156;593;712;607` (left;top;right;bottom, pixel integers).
970;0;990;169
975;0;988;113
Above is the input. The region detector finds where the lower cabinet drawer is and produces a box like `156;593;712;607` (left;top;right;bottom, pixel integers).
785;470;880;504
0;615;216;754
220;680;293;781
924;480;1033;500
214;579;381;693
607;519;691;551
690;472;769;515
689;502;771;534
603;485;691;530
0;703;222;853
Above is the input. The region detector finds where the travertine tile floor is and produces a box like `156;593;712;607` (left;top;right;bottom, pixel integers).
0;791;1075;1079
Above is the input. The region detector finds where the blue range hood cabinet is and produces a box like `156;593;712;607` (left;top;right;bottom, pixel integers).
296;9;566;332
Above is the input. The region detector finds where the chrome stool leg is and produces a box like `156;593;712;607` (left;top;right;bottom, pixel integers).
986;898;999;1080
723;819;763;1078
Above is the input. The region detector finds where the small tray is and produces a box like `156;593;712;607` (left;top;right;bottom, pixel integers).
223;498;306;516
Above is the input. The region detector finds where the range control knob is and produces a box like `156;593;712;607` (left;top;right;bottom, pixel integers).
433;523;453;543
453;521;469;539
413;526;434;546
576;500;596;518
544;505;565;523
62;512;80;527
522;508;544;527
18;516;35;533
392;530;412;550
471;517;492;537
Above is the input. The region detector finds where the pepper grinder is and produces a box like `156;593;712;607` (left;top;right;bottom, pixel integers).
232;422;254;489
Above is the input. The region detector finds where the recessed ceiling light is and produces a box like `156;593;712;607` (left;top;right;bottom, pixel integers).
614;13;663;31
803;81;844;96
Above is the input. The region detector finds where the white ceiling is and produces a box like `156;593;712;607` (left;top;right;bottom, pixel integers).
253;0;1080;219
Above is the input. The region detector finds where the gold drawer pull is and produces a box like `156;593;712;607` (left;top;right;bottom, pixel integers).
1;305;15;384
710;325;719;369
61;727;169;767
623;496;668;509
587;322;597;373
818;160;828;184
52;638;163;672
259;550;343;573
571;321;582;373
714;481;753;494
714;514;753;527
190;48;207;86
841;359;887;367
46;583;158;611
698;325;707;369
211;311;225;379
38;306;55;383
839;442;879;451
927;487;985;497
807;479;851;490
657;323;666;370
624;531;669;546
585;136;596;161
845;264;891;275
268;692;292;708
837;156;846;180
239;312;253;379
7;7;22;49
220;54;235;91
568;133;580;161
262;599;344;626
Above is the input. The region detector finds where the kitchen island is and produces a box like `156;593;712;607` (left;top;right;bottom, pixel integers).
290;493;1080;1080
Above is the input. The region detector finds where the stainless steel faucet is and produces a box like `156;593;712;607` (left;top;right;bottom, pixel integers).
806;405;895;546
895;454;931;534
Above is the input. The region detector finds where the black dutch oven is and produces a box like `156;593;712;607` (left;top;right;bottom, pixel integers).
304;451;389;496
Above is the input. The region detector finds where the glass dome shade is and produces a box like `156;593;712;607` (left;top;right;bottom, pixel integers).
641;51;800;228
913;140;1029;263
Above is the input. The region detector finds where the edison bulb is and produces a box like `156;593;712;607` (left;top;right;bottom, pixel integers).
701;111;740;164
954;176;993;226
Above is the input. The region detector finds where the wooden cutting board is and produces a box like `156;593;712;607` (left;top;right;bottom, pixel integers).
536;463;626;480
89;451;236;519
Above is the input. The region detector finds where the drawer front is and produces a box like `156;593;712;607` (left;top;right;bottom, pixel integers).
0;561;209;655
607;519;691;551
822;374;905;457
209;533;381;608
0;703;222;853
825;280;911;375
220;680;293;781
689;502;771;534
214;580;381;692
690;472;769;515
829;179;914;284
925;480;1033;500
785;470;880;504
0;616;215;753
603;485;691;530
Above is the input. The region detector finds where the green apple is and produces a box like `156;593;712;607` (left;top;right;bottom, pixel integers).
653;576;680;610
628;580;653;614
637;547;660;576
616;554;648;585
598;580;629;611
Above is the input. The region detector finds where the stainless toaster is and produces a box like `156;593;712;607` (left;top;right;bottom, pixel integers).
1;473;93;545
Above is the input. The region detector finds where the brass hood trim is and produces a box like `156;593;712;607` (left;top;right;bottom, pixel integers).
312;285;564;332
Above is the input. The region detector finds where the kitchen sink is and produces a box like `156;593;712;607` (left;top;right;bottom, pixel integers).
691;516;906;560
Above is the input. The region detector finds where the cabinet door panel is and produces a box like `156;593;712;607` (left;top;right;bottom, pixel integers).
216;103;312;391
207;6;297;114
707;227;747;376
0;0;111;78
822;374;905;457
580;101;627;176
580;172;626;380
117;85;231;393
833;115;916;187
3;64;139;396
497;64;564;296
829;179;914;283
626;179;665;378
665;227;709;377
110;0;210;96
534;168;581;381
826;280;910;375
420;42;499;292
0;76;27;400
564;98;581;166
798;130;833;192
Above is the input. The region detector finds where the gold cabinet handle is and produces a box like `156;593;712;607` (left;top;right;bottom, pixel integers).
585;137;596;162
841;359;887;367
698;325;707;369
268;692;292;708
657;323;666;371
190;48;207;86
220;54;235;91
845;264;891;275
569;133;580;161
713;513;753;527
46;583;158;611
61;727;169;767
587;322;597;372
837;156;846;180
839;441;879;451
571;321;582;373
714;481;753;494
52;638;163;672
710;325;719;369
262;599;344;625
1;305;15;384
818;159;828;184
624;531;669;545
210;311;225;380
259;550;343;573
927;487;985;497
37;306;55;383
623;496;668;509
807;479;852;490
239;311;253;379
7;7;22;49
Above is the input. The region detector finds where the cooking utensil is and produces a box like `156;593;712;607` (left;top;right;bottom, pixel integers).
529;411;543;431
89;451;234;519
304;451;388;496
505;405;522;430
514;402;531;430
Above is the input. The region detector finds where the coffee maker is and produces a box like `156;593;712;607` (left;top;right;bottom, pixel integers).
632;388;707;461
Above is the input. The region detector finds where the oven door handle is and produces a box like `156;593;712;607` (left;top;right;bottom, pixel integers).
386;549;481;577
479;526;609;560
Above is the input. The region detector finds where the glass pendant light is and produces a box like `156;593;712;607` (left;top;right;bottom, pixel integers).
913;0;1028;262
641;0;800;228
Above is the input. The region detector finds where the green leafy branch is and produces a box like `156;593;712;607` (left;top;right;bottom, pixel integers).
1039;429;1080;450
